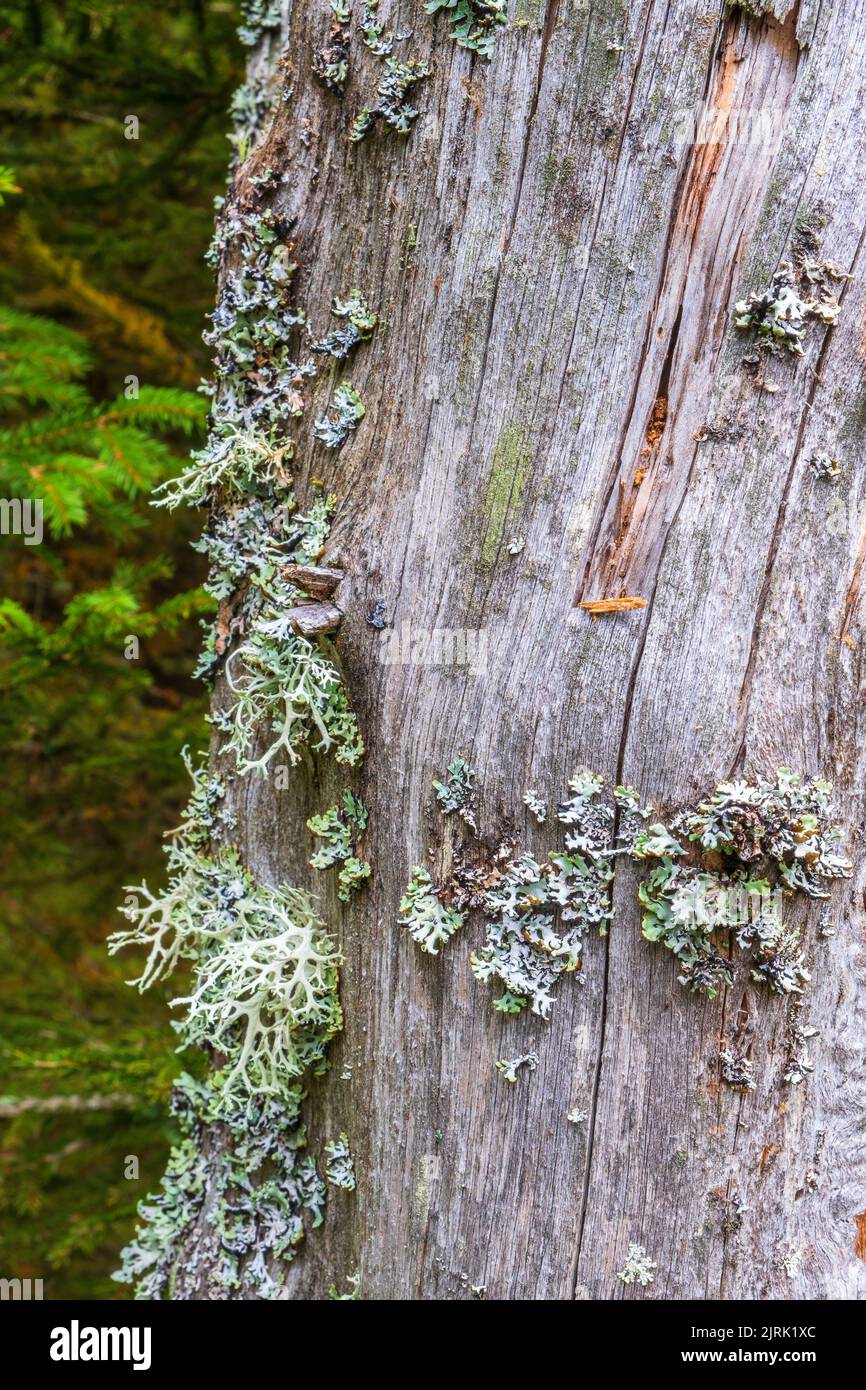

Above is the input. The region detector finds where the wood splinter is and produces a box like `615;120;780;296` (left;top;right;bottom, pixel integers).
579;596;648;615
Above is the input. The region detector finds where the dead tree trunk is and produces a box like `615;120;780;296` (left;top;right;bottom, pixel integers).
171;0;866;1299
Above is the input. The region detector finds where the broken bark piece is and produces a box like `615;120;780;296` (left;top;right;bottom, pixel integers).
579;596;648;615
284;601;343;637
280;563;343;599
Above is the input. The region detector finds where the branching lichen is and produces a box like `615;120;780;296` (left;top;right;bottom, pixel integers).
399;865;466;955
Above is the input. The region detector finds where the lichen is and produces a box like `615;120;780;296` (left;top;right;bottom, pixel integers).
314;381;366;448
810;450;840;479
310;290;378;360
308;791;371;902
399;865;466;955
616;1243;656;1287
324;1132;356;1190
110;758;342;1298
238;0;283;47
433;755;478;832
470;772;614;1017
424;0;506;60
495;1051;538;1083
735;258;848;356
719;1047;756;1091
523;790;547;821
480;422;530;570
349;57;433;141
630;770;851;998
313;0;352;93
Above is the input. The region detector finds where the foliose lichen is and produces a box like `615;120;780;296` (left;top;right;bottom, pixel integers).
616;1243;657;1287
433;755;478;832
324;1132;356;1190
349;57;433;141
628;770;851;999
734;258;848;356
399;865;466;955
424;0;506;60
308;791;371;902
470;773;614;1018
495;1051;539;1083
238;0;283;47
310;290;378;360
314;381;366;448
313;0;352;93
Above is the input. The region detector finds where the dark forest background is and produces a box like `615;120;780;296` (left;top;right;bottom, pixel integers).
0;0;242;1297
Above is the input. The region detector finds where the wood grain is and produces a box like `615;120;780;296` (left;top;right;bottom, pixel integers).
177;0;866;1299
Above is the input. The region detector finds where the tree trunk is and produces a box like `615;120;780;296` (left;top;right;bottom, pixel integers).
173;0;866;1300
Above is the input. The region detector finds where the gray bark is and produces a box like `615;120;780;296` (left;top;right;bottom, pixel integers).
180;0;866;1299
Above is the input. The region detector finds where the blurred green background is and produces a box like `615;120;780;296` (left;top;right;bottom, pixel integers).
0;0;242;1297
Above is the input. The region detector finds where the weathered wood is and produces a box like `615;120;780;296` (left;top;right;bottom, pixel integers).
180;0;866;1299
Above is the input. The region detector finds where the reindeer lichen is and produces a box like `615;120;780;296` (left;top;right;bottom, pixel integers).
399;865;466;954
324;1132;356;1190
617;1243;657;1287
424;0;506;59
308;791;371;901
314;381;365;448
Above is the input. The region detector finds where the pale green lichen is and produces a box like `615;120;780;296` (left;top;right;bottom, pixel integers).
349;58;433;141
424;0;506;60
617;1243;656;1286
313;0;352;92
324;1132;356;1190
629;770;851;998
735;258;848;356
433;755;478;832
495;1051;538;1083
308;791;371;902
110;759;342;1299
310;291;378;360
399;865;466;955
314;381;365;449
470;773;614;1017
238;0;282;46
523;789;547;823
329;1271;361;1299
220;627;364;774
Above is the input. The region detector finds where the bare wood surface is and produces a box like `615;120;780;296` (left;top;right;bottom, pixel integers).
177;0;866;1299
